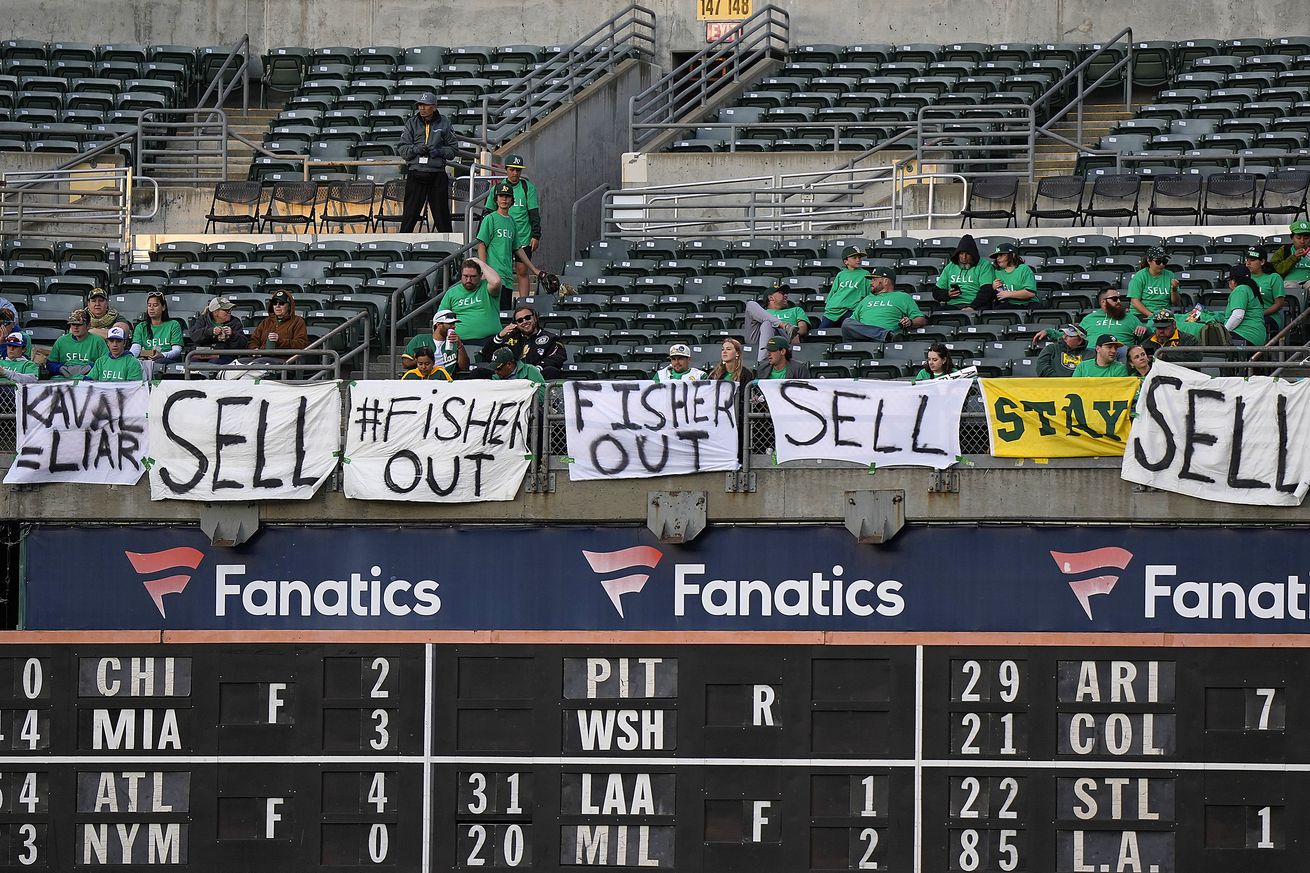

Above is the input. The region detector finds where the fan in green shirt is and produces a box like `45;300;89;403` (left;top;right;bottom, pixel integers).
821;246;872;325
1126;246;1180;320
1245;247;1286;329
87;327;145;382
988;243;1037;307
478;181;539;308
0;332;39;383
482;156;542;300
47;309;108;379
1220;270;1267;347
1272;221;1310;283
1072;335;1132;377
934;235;995;309
437;257;505;343
1078;287;1148;346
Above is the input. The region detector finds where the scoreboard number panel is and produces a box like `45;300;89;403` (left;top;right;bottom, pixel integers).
1;644;1308;870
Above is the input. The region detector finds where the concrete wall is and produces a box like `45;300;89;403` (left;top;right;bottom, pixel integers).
3;0;1303;70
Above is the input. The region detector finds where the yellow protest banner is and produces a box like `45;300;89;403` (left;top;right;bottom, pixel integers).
980;378;1139;458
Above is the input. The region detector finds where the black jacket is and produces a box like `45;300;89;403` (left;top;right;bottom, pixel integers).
483;327;567;369
398;111;456;173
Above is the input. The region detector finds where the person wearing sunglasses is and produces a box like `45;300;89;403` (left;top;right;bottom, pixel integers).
1078;285;1148;348
1126;246;1180;321
483;305;567;379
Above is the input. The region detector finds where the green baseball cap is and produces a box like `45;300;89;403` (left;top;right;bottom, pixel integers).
1291;220;1310;234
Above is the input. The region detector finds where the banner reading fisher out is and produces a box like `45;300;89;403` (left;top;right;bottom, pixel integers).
343;380;537;502
561;380;740;480
981;377;1138;458
147;380;341;501
1122;359;1310;505
756;378;971;468
3;382;149;485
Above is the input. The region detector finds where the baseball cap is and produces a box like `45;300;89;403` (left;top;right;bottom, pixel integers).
867;265;895;280
668;343;692;358
493;182;514;198
1095;334;1123;347
88;287;108;301
106;326;127;341
1146;245;1167;261
1291;220;1310;234
67;308;88;325
1060;324;1088;338
1245;246;1267;261
491;346;516;366
842;245;863;259
1153;309;1176;323
990;242;1019;257
415;91;438;105
1227;264;1253;281
4;331;24;348
270;290;291;304
207;296;235;313
506;154;525;169
765;336;790;352
431;309;457;325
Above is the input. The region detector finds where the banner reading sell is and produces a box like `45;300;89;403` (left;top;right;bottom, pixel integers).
757;378;971;468
981;377;1138;458
148;380;341;501
3;382;149;485
562;380;740;480
1122;359;1310;505
343;380;537;502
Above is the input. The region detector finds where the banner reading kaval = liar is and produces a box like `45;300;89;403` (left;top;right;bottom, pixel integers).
981;377;1139;458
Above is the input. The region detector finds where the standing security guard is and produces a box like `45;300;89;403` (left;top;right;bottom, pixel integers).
482;154;542;299
398;92;457;233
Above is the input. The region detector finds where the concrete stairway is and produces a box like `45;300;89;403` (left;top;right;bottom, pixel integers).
225;108;280;181
1032;99;1139;178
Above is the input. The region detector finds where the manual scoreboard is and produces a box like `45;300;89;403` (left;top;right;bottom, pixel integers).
0;643;1299;870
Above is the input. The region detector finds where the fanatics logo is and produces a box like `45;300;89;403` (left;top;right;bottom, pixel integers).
583;547;664;618
1050;547;1134;620
125;547;205;618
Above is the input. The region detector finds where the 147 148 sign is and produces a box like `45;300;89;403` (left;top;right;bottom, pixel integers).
696;0;752;20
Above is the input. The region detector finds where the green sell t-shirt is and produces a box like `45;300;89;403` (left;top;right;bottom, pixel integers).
766;366;789;379
850;292;925;331
936;260;995;306
772;305;810;328
0;356;39;380
914;368;947;381
993;264;1037;304
87;352;144;382
824;268;871;320
1288;249;1310;283
132;320;183;354
438;280;501;341
1226;285;1267;346
1127;268;1177;314
1072;358;1131;378
1078;311;1146;346
476;210;526;282
482;178;539;245
1252;271;1286;326
48;331;108;377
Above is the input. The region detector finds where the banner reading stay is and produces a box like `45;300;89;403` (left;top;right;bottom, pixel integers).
343;380;537;502
1122;359;1310;505
756;378;971;468
148;380;341;501
981;377;1138;457
562;380;740;480
3;382;149;485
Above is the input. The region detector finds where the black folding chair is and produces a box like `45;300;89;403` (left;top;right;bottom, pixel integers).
1079;174;1142;226
1026;175;1084;226
203;180;263;233
259;181;319;232
1202;172;1259;224
1146;174;1203;225
319;180;376;233
959;176;1019;228
1256;169;1310;224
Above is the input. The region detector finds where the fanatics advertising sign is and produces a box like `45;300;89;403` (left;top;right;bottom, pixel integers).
22;525;1310;634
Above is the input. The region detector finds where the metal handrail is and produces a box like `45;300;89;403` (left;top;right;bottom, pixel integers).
628;5;790;152
386;241;480;366
298;309;372;380
482;4;656;148
1251;306;1310;359
136;108;228;183
196;34;251;114
571;182;611;256
183;346;341;379
0;167;138;248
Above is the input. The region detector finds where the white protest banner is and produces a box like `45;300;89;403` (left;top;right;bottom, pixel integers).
3;382;149;485
757;377;971;469
148;380;341;501
562;380;740;480
1122;359;1310;505
343;380;536;502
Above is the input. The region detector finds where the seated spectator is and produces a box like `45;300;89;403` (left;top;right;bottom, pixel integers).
0;332;39;383
820;245;871;327
1189;266;1265;349
85;288;120;338
1126;246;1180;320
759;336;811;379
490;345;545;387
438;257;504;348
1127;344;1152;378
131;291;184;379
1072;335;1131;377
1141;310;1200;362
403;309;469;375
914;343;955;381
190;296;248;363
482;305;567;379
744;287;810;362
87;326;145;382
0;308;31;358
653;343;706;382
1079;285;1148;347
248;289;308;351
1034;324;1093;377
400;347;452;381
708;338;754;383
989;243;1036;308
934;234;994;311
47;309;107;379
841;267;927;342
1271;220;1310;293
1244;246;1286;336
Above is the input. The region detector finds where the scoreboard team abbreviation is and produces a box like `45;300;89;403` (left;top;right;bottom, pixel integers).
0;642;1303;871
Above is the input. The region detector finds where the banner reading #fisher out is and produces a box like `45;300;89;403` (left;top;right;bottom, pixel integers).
981;377;1138;458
